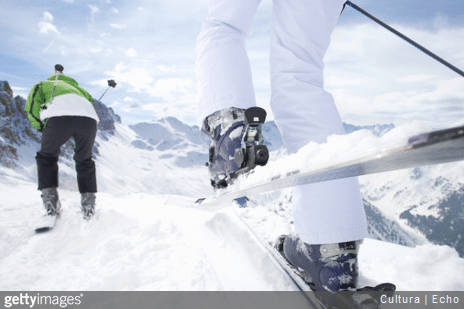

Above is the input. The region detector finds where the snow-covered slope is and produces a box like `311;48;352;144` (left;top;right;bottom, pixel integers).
1;80;464;291
1;177;464;291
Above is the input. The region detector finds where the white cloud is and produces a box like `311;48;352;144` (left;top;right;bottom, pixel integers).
88;4;99;15
110;23;126;30
151;78;194;100
125;48;137;57
106;62;156;94
323;23;464;127
5;0;463;127
38;11;59;34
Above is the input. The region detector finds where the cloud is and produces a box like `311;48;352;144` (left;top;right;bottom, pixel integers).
110;23;126;30
323;23;464;127
106;62;155;94
104;62;197;122
125;48;137;58
88;4;99;15
3;0;463;127
151;78;194;101
38;11;59;34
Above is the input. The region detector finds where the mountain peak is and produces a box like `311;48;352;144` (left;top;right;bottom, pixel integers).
0;81;14;98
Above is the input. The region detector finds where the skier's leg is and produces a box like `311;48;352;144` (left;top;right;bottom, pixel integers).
36;117;74;215
37;118;72;190
270;0;347;150
36;153;59;191
72;117;98;194
197;0;264;188
270;0;367;244
72;117;98;218
270;0;368;290
196;0;262;122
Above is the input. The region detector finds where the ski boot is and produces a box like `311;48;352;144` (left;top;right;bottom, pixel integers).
275;235;395;308
202;106;269;189
81;192;96;220
42;187;61;217
35;187;61;232
276;234;359;292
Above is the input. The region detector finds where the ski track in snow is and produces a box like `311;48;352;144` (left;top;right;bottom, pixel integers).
1;179;464;291
0;180;293;291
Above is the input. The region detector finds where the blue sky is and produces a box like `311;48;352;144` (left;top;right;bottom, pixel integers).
1;0;463;128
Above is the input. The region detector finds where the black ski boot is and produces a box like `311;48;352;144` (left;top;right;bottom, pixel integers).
81;193;96;220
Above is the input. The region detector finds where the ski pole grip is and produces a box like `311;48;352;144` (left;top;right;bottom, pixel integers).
107;80;117;88
55;64;64;73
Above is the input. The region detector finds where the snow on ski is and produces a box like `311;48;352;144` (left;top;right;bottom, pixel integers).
199;125;464;206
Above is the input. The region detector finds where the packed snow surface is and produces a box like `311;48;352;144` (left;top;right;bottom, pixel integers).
1;122;464;291
1;175;464;291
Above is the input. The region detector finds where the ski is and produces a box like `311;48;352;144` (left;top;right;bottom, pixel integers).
199;125;464;206
35;215;58;233
231;201;395;308
270;236;396;308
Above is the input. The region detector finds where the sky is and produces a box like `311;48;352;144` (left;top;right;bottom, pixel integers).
1;0;463;128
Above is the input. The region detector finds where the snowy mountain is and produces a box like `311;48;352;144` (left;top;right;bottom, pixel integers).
1;80;464;291
343;123;395;137
361;164;464;258
0;81;41;167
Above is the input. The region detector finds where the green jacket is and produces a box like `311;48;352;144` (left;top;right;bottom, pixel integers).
25;74;95;131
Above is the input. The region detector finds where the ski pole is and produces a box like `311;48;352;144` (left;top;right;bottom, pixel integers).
98;79;117;101
44;64;64;109
50;64;64;102
345;1;464;78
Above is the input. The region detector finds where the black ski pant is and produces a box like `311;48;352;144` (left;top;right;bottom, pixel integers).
36;116;98;193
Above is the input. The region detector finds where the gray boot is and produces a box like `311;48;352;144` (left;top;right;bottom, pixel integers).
41;187;61;217
81;192;96;220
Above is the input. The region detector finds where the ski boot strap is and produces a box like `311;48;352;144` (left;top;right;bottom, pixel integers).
201;107;246;139
319;241;358;259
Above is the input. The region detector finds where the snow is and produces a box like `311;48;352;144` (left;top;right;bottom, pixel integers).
1;121;464;292
233;121;435;191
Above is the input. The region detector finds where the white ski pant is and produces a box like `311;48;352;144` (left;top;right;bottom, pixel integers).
196;0;368;245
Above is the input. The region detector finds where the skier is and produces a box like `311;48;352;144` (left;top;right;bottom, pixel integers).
196;0;368;291
25;65;99;223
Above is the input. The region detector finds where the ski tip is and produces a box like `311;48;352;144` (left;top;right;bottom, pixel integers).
35;226;53;233
195;198;206;204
